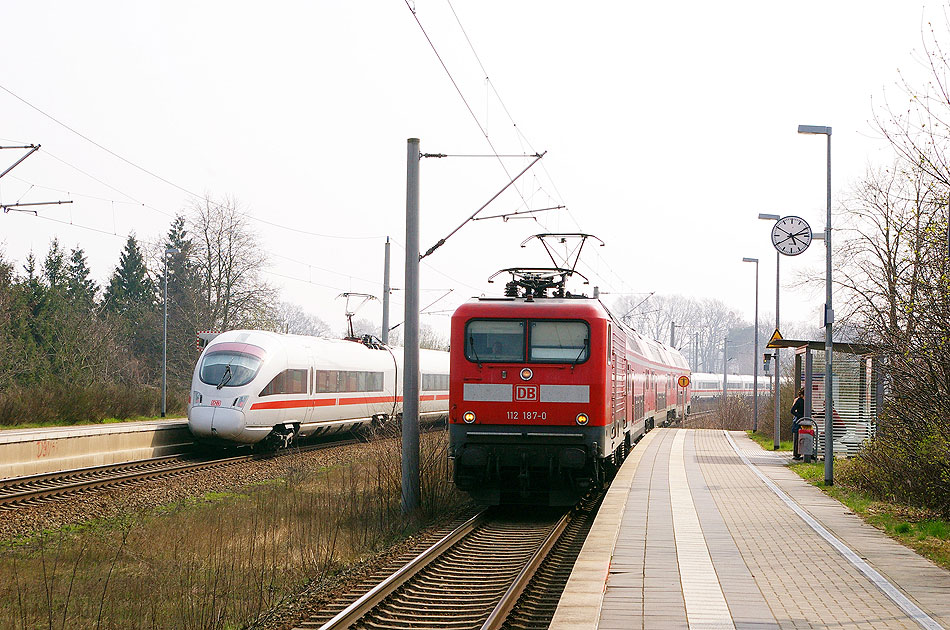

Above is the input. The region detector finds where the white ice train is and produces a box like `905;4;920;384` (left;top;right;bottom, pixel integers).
690;372;771;399
188;330;449;448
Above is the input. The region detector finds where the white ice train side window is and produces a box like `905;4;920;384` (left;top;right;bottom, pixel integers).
529;320;590;363
259;369;308;396
314;370;384;393
422;373;449;390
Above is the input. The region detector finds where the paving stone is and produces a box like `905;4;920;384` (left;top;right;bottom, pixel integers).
549;428;950;630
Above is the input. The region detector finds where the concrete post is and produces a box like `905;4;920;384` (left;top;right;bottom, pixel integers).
402;139;421;514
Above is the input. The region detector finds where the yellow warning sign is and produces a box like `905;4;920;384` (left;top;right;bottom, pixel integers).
767;328;784;348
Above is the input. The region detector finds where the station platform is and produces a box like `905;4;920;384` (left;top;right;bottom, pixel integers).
0;418;193;479
551;428;950;630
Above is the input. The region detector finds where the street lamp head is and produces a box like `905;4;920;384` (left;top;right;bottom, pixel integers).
758;213;781;221
165;246;181;256
798;124;832;135
742;257;759;263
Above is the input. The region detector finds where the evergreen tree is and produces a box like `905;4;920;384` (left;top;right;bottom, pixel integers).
103;235;159;380
66;246;98;307
0;250;36;387
103;235;156;315
160;216;204;386
42;238;67;291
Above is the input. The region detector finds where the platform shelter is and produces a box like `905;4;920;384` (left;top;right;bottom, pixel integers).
769;339;882;457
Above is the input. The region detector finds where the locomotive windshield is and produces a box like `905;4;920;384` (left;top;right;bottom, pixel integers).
464;319;590;364
465;320;525;362
199;349;264;387
529;321;589;362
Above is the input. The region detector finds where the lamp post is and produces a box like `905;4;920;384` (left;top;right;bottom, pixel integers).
162;246;181;418
742;257;760;431
798;124;834;485
758;213;781;449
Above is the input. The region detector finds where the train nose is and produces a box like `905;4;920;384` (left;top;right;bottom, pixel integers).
188;406;247;441
188;406;215;439
208;407;247;441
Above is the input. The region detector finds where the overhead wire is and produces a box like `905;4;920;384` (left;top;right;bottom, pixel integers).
0;87;396;306
0;82;385;242
435;1;635;298
403;0;532;213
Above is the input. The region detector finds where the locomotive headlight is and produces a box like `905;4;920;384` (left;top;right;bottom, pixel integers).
233;395;249;409
462;411;476;424
192;391;203;404
575;413;589;426
520;368;533;381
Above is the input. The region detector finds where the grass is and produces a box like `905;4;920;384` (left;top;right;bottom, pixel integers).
789;460;950;571
0;415;183;431
746;430;793;451
0;427;470;630
0;383;189;428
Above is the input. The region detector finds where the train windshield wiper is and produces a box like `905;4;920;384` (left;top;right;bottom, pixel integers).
570;339;588;370
217;363;232;390
469;335;482;368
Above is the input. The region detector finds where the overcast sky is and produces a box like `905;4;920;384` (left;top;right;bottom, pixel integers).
0;1;941;339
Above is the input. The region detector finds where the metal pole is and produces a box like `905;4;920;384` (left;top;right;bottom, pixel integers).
162;255;168;418
670;321;676;347
402;138;421;514
824;131;834;485
722;339;728;399
382;236;391;345
774;250;781;450
693;333;699;372
753;260;759;432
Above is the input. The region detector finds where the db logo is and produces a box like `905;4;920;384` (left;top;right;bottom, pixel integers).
515;385;538;402
210;399;222;407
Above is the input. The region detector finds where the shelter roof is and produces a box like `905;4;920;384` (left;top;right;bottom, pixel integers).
766;338;876;355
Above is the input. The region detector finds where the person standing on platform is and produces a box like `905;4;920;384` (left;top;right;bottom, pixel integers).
791;388;805;460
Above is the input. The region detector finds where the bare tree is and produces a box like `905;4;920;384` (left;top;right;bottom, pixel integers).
836;164;942;341
419;323;449;351
874;14;950;195
188;195;277;331
273;302;333;337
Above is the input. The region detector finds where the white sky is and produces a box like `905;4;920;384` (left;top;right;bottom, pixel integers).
0;1;940;339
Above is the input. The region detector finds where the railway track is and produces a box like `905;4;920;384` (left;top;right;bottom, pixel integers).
0;417;449;511
299;492;604;630
0;436;363;510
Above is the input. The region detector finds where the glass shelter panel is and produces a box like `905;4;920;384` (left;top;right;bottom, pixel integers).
798;348;879;458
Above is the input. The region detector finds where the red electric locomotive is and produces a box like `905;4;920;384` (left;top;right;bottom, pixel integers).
449;263;690;505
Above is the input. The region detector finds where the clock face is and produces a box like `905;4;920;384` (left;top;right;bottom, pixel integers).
770;216;812;256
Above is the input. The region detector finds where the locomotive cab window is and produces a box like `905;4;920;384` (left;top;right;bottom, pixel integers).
465;320;525;362
529;321;589;363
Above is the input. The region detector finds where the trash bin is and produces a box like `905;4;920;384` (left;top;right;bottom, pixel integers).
797;418;816;463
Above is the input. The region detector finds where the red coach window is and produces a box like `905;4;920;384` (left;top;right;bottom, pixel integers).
465;320;525;363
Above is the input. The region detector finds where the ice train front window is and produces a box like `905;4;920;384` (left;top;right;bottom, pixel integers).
199;350;263;387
